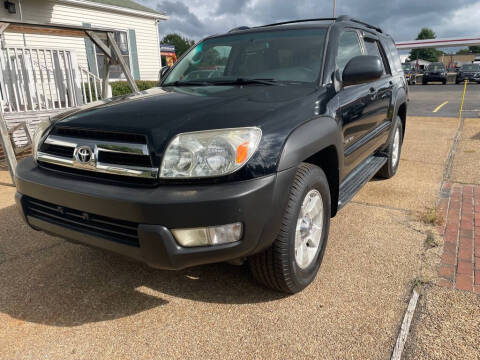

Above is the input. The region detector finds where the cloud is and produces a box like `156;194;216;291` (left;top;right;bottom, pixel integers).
137;0;480;45
215;0;250;15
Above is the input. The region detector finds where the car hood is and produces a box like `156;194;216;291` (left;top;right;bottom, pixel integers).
52;85;324;173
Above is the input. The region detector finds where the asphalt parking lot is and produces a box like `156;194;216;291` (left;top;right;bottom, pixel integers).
408;83;480;118
0;85;478;359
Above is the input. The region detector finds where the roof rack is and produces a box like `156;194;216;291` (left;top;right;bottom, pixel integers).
250;15;382;33
228;26;250;33
259;18;336;28
336;15;382;33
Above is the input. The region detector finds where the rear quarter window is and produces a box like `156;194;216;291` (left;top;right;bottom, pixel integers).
382;37;403;75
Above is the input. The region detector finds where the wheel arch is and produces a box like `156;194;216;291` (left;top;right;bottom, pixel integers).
278;117;341;217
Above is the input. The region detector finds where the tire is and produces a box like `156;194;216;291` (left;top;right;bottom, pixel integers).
442;79;447;85
422;80;427;85
377;117;403;179
249;163;331;294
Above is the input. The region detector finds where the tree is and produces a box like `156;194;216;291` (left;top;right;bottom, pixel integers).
457;46;480;55
161;33;195;58
409;28;443;62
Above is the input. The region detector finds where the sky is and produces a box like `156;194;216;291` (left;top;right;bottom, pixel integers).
138;0;480;51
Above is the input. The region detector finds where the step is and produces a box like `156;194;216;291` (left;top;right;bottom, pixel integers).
338;155;388;209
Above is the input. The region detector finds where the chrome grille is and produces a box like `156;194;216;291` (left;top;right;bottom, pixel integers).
37;128;158;181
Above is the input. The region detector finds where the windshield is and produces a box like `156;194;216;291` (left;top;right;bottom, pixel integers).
163;28;328;86
402;63;412;71
427;64;445;71
460;64;480;71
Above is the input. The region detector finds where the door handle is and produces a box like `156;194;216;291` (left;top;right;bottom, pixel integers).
369;87;376;93
389;80;393;86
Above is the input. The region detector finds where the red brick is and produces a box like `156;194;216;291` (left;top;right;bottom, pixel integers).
439;279;453;288
475;258;480;271
458;247;473;261
456;274;473;291
459;238;473;250
475;214;480;225
460;229;473;239
443;242;457;254
452;205;462;212
475;271;480;285
457;261;473;275
439;264;455;280
445;232;458;245
442;252;456;266
475;238;480;251
474;285;480;295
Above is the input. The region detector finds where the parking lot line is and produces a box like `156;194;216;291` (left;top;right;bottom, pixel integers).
433;101;448;113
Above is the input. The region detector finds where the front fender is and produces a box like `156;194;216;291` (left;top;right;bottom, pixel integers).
277;116;341;172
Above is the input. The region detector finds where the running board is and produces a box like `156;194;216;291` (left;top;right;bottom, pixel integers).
338;155;388;209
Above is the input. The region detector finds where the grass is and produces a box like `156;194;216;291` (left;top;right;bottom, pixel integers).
418;207;443;226
410;277;431;292
425;231;438;248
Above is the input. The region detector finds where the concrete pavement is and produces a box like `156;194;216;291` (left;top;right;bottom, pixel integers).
0;116;461;359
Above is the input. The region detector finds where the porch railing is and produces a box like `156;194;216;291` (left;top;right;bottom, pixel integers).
0;47;103;113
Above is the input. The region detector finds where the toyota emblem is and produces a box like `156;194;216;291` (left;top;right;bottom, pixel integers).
74;146;94;164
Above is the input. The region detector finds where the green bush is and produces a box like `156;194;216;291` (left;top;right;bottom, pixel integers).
111;80;158;97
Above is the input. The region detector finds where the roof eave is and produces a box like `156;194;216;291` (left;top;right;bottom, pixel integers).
57;0;168;20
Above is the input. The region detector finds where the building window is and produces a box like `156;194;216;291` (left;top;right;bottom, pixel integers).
95;31;131;80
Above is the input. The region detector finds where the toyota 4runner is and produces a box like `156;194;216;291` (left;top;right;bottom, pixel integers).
15;16;408;293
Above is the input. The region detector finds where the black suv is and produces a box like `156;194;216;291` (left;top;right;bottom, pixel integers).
16;16;407;293
456;63;480;84
402;63;417;85
422;62;448;85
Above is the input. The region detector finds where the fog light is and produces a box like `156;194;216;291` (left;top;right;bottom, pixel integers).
172;223;243;247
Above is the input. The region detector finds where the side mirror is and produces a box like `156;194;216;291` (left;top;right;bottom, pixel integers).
159;66;171;82
342;55;383;87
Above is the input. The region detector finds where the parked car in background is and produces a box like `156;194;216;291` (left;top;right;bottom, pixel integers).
456;64;480;84
422;62;448;85
402;63;417;85
16;16;408;294
473;57;480;64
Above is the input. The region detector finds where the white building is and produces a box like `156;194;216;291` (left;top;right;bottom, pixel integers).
1;0;167;81
0;0;167;163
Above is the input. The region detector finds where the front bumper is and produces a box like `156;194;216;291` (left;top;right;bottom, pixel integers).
457;74;480;82
15;157;295;270
424;74;447;81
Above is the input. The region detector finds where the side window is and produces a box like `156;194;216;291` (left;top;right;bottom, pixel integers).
384;38;403;74
336;31;363;74
363;38;389;75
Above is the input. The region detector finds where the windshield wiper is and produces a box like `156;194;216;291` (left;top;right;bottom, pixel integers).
163;78;281;87
210;78;280;86
163;80;212;87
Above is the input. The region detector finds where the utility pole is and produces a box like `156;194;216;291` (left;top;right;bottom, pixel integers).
333;0;336;17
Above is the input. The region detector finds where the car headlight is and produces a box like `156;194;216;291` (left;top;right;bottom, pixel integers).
160;127;262;178
32;119;52;160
